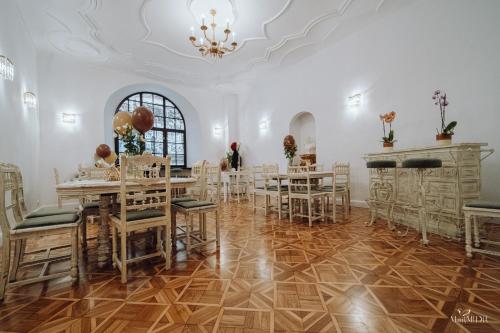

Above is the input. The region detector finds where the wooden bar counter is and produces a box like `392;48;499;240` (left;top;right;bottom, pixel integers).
364;143;494;239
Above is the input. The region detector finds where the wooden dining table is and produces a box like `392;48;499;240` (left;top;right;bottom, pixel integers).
56;177;196;267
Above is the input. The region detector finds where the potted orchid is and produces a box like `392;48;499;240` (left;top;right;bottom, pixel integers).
379;111;396;151
433;89;457;146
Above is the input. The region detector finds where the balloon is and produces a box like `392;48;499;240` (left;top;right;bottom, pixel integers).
131;106;154;133
113;111;132;135
104;151;118;164
96;144;111;158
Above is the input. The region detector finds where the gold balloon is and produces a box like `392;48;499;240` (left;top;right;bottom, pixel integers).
113;111;132;135
104;151;118;164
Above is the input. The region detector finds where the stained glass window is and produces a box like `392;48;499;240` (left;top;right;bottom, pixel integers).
114;92;187;167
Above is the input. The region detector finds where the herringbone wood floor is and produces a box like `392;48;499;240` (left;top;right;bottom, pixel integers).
1;202;500;332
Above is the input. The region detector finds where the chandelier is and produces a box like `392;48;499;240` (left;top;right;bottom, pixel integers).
189;9;237;58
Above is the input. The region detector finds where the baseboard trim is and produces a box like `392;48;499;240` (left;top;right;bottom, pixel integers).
350;200;369;208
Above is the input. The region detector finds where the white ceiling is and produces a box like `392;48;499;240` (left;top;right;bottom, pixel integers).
17;0;408;87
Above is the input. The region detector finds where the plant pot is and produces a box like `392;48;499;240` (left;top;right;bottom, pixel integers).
436;133;452;146
383;142;394;152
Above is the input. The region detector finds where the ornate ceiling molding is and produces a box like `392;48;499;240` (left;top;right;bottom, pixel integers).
249;0;353;68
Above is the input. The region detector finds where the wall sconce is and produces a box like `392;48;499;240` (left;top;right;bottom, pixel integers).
348;93;362;106
213;125;223;137
259;119;270;130
62;113;77;123
24;92;37;108
0;55;15;81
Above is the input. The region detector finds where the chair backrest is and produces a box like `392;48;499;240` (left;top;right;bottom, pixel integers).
0;163;28;215
307;164;323;172
118;154;171;226
191;160;205;178
187;160;208;200
334;162;350;187
287;166;314;194
251;164;279;190
206;164;221;203
78;165;110;180
53;168;61;185
0;164;24;235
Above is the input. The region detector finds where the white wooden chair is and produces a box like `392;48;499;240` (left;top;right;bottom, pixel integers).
206;163;222;203
229;168;250;203
172;162;220;254
54;168;79;208
1;164;81;300
463;201;500;258
109;155;172;283
287;166;331;226
324;162;350;218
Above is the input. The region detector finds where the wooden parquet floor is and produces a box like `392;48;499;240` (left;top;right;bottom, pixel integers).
1;203;500;332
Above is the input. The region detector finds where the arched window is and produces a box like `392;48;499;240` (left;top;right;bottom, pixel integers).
114;92;186;167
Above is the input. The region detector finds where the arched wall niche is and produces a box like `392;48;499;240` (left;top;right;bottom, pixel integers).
289;111;316;157
103;83;202;166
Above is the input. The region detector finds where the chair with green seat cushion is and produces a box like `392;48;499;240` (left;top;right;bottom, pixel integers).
465;200;500;210
172;162;220;254
172;197;195;204
15;213;80;230
173;200;215;209
463;199;500;258
113;209;165;222
26;206;77;218
1;163;81;300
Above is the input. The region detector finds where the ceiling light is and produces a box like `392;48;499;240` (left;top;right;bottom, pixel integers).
189;9;238;58
0;54;15;81
24;92;37;108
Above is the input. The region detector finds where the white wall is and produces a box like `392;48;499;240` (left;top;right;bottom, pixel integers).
36;52;230;205
239;0;500;204
0;1;40;209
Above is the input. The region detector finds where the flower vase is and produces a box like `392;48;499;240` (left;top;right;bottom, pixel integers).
383;142;394;152
436;134;452;146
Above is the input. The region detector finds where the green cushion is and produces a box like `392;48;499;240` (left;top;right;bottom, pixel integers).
172;197;194;204
465;200;500;210
26;207;76;218
402;158;442;169
16;213;79;230
366;160;397;169
173;200;215;209
115;209;166;222
83;202;100;209
266;185;289;192
291;190;326;195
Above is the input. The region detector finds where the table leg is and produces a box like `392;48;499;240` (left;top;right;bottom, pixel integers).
97;195;111;267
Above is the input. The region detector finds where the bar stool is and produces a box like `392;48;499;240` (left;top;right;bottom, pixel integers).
366;160;397;230
401;158;442;245
463;200;500;258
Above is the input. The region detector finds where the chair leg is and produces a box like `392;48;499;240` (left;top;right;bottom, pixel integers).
348;189;352;211
465;213;473;258
0;236;11;301
81;213;87;251
473;216;480;248
9;239;25;282
308;199;313;227
111;225;117;268
70;228;78;279
120;231;127;283
171;210;177;250
278;196;282;221
163;225;171;269
215;209;220;247
186;214;192;254
289;198;293;224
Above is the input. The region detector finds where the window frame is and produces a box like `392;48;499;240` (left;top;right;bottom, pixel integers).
114;91;187;168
